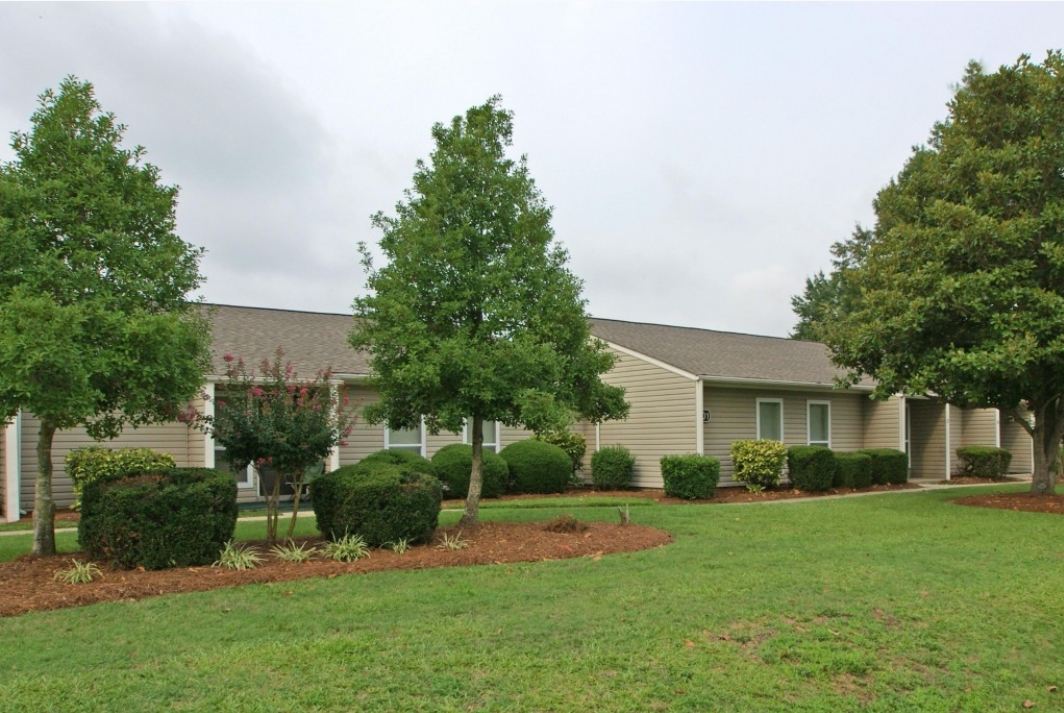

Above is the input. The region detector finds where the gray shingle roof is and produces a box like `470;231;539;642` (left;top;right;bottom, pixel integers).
201;304;371;378
201;304;866;389
589;317;869;388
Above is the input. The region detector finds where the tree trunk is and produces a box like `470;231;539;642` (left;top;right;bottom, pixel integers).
1024;400;1063;495
32;421;57;556
260;466;281;545
460;415;485;525
285;471;305;541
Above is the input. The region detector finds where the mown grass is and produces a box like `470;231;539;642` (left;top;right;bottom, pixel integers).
1;485;1062;712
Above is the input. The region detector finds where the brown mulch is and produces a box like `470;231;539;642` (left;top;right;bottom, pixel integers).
0;521;671;618
953;492;1064;515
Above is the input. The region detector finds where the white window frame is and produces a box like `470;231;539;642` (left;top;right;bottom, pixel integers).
756;398;784;442
807;400;831;448
463;419;501;453
384;419;426;456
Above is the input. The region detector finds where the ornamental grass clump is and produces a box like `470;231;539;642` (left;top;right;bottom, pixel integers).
786;446;836;492
660;454;720;499
730;440;788;492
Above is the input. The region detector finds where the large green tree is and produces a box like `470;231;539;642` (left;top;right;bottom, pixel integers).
0;77;211;554
790;226;872;342
352;96;628;524
823;52;1064;495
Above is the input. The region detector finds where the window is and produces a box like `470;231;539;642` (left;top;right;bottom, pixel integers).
213;387;254;488
385;422;424;455
807;401;831;448
464;419;500;453
757;398;783;441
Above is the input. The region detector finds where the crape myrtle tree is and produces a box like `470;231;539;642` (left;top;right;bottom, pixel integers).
352;96;629;524
185;348;357;545
819;52;1064;495
0;77;211;554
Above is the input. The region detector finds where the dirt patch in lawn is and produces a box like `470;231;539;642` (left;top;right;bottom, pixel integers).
953;492;1064;515
0;521;671;618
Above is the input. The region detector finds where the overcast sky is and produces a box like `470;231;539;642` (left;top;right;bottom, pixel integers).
1;3;1061;337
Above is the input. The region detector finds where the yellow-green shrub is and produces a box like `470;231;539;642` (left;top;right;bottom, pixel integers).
730;439;788;491
65;446;176;510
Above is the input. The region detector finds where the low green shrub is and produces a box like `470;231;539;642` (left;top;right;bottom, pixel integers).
79;468;238;570
65;446;176;510
500;440;572;494
310;462;442;546
730;439;788;491
859;448;908;485
431;444;509;499
834;452;873;489
660;454;720;499
787;446;836;492
361;448;438;477
956;446;1013;479
591;445;635;490
533;431;588;478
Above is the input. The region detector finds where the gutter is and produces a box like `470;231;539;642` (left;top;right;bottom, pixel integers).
698;375;876;393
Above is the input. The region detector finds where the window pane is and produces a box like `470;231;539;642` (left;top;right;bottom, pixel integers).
481;420;497;447
809;404;830;445
759;402;782;441
389;425;421;447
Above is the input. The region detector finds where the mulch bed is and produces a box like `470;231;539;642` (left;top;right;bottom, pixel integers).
0;521;671;618
952;492;1064;515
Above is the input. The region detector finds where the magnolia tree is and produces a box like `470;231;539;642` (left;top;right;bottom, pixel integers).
186;348;356;544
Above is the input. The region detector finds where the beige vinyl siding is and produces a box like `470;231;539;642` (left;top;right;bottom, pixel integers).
907;400;946;480
20;412;194;509
426;428;463;459
498;423;534;449
961;408;998;448
863;398;901;450
186;392;207;467
595;347;697;488
0;426;5;516
338;385;385;466
706;387;866;485
1000;416;1033;474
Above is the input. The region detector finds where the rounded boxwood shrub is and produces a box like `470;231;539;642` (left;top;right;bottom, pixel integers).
500;439;572;494
957;446;1012;479
533;431;587;478
730;439;788;491
834;452;873;489
79;468;237;570
431;444;509;499
310;462;442;546
859;448;909;485
65;446;176;510
360;448;438;477
786;445;836;492
660;454;720;499
591;445;636;490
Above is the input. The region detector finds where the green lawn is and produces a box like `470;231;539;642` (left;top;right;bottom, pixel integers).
1;485;1062;712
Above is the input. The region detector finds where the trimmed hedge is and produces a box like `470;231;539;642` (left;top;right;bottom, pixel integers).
310;462;442;546
787;446;836;492
361;448;438;477
660;454;720;499
431;444;509;499
859;448;908;485
730;439;788;490
834;452;873;489
500;440;571;494
957;446;1012;479
79;468;237;570
591;445;635;490
533;431;587;477
65;446;176;510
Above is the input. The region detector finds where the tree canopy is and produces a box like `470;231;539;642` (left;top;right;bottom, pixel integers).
817;52;1064;495
351;96;628;523
0;77;211;553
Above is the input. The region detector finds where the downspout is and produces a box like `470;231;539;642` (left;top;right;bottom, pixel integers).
695;379;704;456
944;404;952;481
595;423;600;453
994;409;1001;449
4;410;21;523
202;383;216;468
